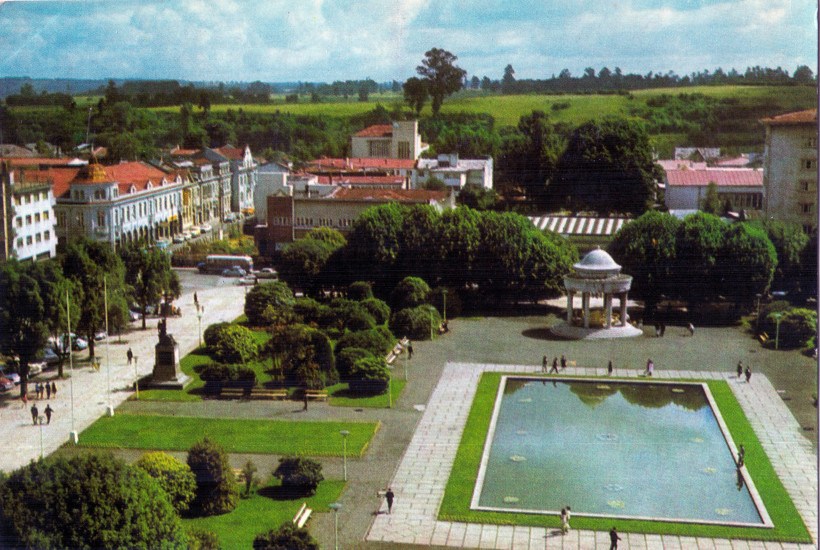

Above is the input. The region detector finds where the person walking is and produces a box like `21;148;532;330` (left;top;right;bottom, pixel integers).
560;355;567;369
608;360;613;375
542;355;548;374
688;322;695;336
193;292;198;306
737;361;743;378
609;527;622;549
560;507;570;534
644;358;654;376
407;342;413;360
744;365;752;383
127;348;133;365
51;381;57;398
550;357;559;374
30;403;38;425
660;322;666;337
44;404;53;424
45;382;51;399
385;488;394;514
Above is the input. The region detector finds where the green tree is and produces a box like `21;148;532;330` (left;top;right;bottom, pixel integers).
390;305;441;341
349;356;391;394
416;48;467;115
241;460;258;497
755;220;809;295
0;453;187;549
422;175;447;191
135;451;197;514
390;276;431;310
700;181;722;214
205;323;258;364
278;238;339;296
268;324;336;386
304;226;347;248
244;281;296;327
187;438;239;516
122;246;180;330
345;202;405;293
335;326;395;357
360;297;391;325
457;184;497;211
717;223;777;306
674;212;725;305
272;456;324;496
502;64;516;92
336;347;374;380
499;111;564;206
551;118;659;214
403;76;429;115
761;308;816;349
348;281;374;301
253;523;319;550
436;207;482;289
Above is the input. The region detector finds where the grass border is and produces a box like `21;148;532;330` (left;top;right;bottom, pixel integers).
439;372;812;543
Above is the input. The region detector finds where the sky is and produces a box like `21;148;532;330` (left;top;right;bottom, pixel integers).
0;0;816;83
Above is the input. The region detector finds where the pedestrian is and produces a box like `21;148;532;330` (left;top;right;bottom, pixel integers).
385;487;394;514
33;382;39;399
737;361;743;378
303;390;308;411
660;322;666;337
560;507;569;534
644;358;654;376
194;292;198;305
737;444;745;467
654;322;661;337
51;381;57;398
560;354;566;369
44;404;53;424
542;355;548;374
127;348;133;365
688;322;695;336
550;357;559;374
609;526;622;549
46;382;51;399
744;365;752;383
407;342;413;360
31;403;38;425
608;360;613;375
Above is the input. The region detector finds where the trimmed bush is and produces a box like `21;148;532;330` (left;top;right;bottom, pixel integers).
336;327;395;357
203;322;231;348
361;297;391;325
348;281;374;300
336;347;374;380
272;456;324;497
253;523;319;550
198;363;257;386
268;324;338;386
244;281;296;326
293;297;330;327
187;438;239;516
390;305;442;341
330;298;376;331
762;308;817;349
206;324;259;364
349;356;391;394
390;276;431;309
0;453;187;549
135;451;197;514
187;529;220;550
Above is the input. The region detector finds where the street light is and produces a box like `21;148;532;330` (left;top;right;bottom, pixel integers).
430;308;434;340
404;345;409;381
134;356;140;399
328;502;342;550
196;304;204;348
773;312;783;350
339;430;350;482
755;293;763;332
66;290;78;444
442;288;448;323
104;276;114;417
38;415;45;458
387;375;392;409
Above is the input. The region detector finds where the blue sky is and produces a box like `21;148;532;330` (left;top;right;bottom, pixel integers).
0;0;816;82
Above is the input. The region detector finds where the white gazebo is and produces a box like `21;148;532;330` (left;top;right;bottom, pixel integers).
551;248;643;339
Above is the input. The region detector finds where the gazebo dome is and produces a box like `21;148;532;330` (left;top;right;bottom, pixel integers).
573;248;621;279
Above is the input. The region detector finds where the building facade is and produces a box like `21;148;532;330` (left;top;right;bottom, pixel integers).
350;120;427;160
664;168;764;211
415;154;494;190
761;109;818;232
0;164;58;262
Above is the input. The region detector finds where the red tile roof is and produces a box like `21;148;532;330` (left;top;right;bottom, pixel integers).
665;169;763;187
214;145;245;160
307;157;416;171
45;167;82;199
761;109;817;125
326;187;448;202
316;175;404;186
170;147;202;157
353;125;393;138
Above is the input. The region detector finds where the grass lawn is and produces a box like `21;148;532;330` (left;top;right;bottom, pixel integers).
78;413;379;456
327;376;406;408
439;372;812;543
182;479;344;549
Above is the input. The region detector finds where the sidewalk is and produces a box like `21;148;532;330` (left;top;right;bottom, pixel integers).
0;276;249;473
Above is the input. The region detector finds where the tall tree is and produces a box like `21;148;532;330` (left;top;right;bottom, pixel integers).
416;48;467;115
499;111;564;206
717;223;777;306
403;77;429;115
502;64;516;92
122;247;180;329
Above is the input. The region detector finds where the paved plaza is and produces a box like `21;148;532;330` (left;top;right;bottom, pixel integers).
367;362;818;549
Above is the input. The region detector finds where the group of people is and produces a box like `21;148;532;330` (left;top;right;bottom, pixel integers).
558;506;621;548
736;361;753;382
32;381;56;400
541;354;568;374
30;402;54;425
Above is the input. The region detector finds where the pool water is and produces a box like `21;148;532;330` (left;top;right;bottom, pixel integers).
472;377;767;525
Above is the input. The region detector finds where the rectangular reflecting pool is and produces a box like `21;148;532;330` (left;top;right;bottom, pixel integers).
471;377;771;527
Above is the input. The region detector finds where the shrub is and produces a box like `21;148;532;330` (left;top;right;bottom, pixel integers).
336;347;374;380
348;281;374;300
428;287;462;319
206;324;259;364
187;438;238;516
244;281;296;326
348;356;390;394
203;322;231;348
390;276;431;309
272;456;324;497
389;305;441;341
268;324;337;386
330;298;376;331
198;363;257;386
187;529;221;550
253;523;319;550
135;451;197;514
360;298;391;325
0;453;187;549
336;327;395;357
762;307;817;349
293;297;330;327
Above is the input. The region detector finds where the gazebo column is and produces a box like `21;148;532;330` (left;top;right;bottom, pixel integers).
605;293;613;328
583;292;590;329
620;292;628;326
566;291;574;324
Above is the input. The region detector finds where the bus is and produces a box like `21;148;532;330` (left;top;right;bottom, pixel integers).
197;255;254;274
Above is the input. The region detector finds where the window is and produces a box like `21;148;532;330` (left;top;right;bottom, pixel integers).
800;202;814;214
42;211;49;220
802;159;816;170
800;180;812;192
803;224;815;234
25;215;31;225
26;236;32;245
14;196;20;206
44;230;50;240
97;211;106;227
807;137;817;148
368;140;390;157
35;233;41;243
34;213;40;223
57;212;66;227
15;217;22;228
398;141;411;159
16;238;22;248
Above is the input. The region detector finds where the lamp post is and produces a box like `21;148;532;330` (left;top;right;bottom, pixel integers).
404;345;409;381
196;304;203;348
38;415;45;458
773;312;783;350
104;276;113;417
328;502;342;550
66;290;78;444
339;430;350;482
755;293;762;332
442;288;447;323
134;356;140;399
430;308;434;340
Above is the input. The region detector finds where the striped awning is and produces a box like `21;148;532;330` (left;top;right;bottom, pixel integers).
528;216;631;237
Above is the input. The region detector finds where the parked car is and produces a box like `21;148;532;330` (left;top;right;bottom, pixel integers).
155;239;171;250
27;361;44;376
238;275;257;286
94;330;107;341
221;267;246;278
223;213;237;223
200;223;212;233
254;267;279;280
129;310;141;322
0;377;14;391
54;333;88;352
0;366;20;385
40;347;60;366
188;226;201;236
172;234;185;244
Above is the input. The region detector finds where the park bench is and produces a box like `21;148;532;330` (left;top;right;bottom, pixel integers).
758;332;769;344
249;388;288;400
385;338;411;365
305;389;328;401
220;387;246;400
293;502;312;528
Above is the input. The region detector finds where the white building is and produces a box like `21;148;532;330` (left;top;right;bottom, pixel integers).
415;153;494;190
350;120;427;160
205;145;258;216
664;168;764;211
0;164;58;262
761;109;818;233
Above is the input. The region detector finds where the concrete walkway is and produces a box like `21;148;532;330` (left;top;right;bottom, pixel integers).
367;363;817;549
0;271;248;473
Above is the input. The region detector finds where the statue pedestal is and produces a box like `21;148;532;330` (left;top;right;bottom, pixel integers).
145;319;191;390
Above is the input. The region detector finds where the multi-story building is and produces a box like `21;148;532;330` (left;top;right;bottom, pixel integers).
415;153;494;190
663;168;764;212
761;109;818;233
205;145;257;216
350;120;427;159
0;163;58;262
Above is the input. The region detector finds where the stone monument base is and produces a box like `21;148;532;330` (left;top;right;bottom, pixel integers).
549;321;644;340
138;373;192;390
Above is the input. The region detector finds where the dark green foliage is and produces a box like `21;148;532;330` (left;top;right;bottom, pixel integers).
198;362;257;384
349;356;391;394
701;182;722;214
293;297;330;327
241;460;258;497
272;457;324;496
187;528;221;550
344;202;405;292
336;347;375;380
205;324;258;364
403;76;429;115
278;238;339;295
335;327;395;357
348;281;374;300
799;231;817;299
330;298;376;331
253;523;319;550
717;223;777;304
675;212;726;304
760;308;817;349
269;324;337;386
187;438;239;516
457;184;498;211
429;287;462;319
135;451;197;514
499;111;564;206
754;220;810;296
244;281;296;327
360;298;391;325
436;207;482;289
122;243;179;329
390;305;442;341
0;453;187;549
203;322;232;348
391;276;432;310
422;175;447;191
304;226;347;248
416;47;467;114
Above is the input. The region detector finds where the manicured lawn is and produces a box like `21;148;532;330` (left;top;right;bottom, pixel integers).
78;413;379;456
182;479;344;549
327;377;406;408
439;372;812;543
